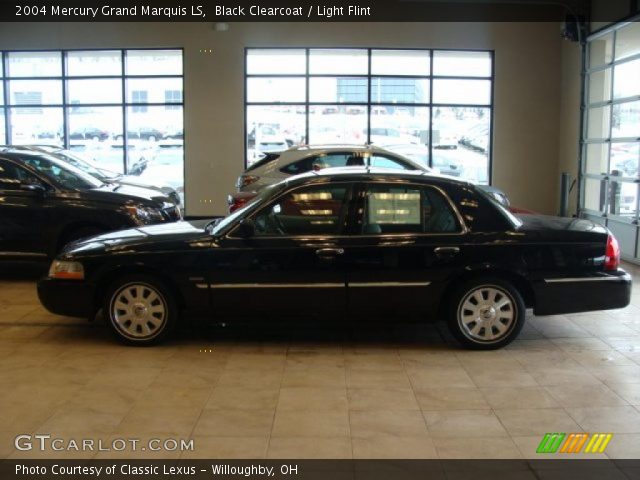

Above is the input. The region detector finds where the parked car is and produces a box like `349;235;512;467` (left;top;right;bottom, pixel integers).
460;124;489;153
232;145;513;211
0;147;182;259
38;168;630;348
433;129;459;149
163;128;184;141
114;128;164;142
14;145;182;210
69;127;110;142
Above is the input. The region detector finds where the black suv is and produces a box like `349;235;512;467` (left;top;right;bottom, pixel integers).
0;148;181;259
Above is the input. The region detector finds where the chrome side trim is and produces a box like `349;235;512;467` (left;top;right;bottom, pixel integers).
349;281;431;287
210;282;344;289
544;276;622;284
195;283;208;289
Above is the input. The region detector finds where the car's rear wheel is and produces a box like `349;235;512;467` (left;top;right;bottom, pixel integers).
105;275;176;345
447;277;525;350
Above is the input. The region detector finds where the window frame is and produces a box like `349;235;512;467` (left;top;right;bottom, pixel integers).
0;157;55;193
228;179;468;240
244;47;495;185
355;181;465;236
229;181;355;239
0;48;184;178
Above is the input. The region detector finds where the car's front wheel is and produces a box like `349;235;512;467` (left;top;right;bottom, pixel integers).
105;275;176;345
447;277;525;350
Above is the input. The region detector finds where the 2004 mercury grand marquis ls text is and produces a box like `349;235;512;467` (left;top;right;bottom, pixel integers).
37;168;632;349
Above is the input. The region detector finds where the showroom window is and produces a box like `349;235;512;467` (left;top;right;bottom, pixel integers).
0;49;184;205
581;20;640;262
245;48;494;185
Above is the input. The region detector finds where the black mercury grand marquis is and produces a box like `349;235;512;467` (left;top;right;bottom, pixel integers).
38;168;632;349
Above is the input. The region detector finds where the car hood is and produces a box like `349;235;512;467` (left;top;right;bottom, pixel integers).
83;183;172;206
64;220;212;256
116;175;176;195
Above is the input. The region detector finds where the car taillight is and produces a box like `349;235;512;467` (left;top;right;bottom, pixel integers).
604;233;620;271
227;196;250;213
237;175;259;189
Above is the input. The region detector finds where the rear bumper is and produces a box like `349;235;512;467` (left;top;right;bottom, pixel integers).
534;270;632;316
37;277;96;319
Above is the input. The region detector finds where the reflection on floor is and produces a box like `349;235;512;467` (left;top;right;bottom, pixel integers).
0;261;639;459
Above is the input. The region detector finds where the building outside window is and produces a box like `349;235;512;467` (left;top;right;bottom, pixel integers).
245;48;494;185
0;49;185;206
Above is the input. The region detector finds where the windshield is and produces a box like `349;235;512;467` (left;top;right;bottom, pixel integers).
19;153;104;190
208;184;281;235
48;150;113;181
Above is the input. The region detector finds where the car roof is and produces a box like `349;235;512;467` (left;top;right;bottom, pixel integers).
283;144;398;156
283;166;473;189
249;144;429;171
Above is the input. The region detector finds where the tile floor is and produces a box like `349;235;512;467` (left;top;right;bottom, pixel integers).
1;261;639;460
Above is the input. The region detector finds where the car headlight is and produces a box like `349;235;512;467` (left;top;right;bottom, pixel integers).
48;260;84;280
125;205;165;224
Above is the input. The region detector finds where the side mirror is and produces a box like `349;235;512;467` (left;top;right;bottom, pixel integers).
235;218;255;238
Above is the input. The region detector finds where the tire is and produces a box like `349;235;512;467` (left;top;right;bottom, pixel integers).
447;277;525;350
104;274;176;346
58;226;105;253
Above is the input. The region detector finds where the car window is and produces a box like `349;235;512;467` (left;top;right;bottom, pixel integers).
0;160;23;190
0;160;42;191
50;150;107;180
18;154;103;190
361;184;460;234
369;155;412;170
253;184;349;236
281;152;365;174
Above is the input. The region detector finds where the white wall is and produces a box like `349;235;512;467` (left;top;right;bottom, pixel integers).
0;21;565;216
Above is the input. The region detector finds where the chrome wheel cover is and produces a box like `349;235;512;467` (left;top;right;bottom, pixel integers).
110;282;167;340
457;285;516;343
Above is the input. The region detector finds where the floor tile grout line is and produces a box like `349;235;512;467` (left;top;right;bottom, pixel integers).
265;343;293;459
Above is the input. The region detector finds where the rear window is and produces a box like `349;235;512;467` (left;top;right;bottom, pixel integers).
447;185;519;232
246;153;280;172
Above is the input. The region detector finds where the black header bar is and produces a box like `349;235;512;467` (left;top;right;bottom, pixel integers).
0;0;592;22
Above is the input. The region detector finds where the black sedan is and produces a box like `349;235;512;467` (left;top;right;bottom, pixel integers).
0;147;182;259
38;168;632;349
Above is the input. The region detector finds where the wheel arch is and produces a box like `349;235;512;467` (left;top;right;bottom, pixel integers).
54;222;111;256
94;264;186;315
437;267;535;319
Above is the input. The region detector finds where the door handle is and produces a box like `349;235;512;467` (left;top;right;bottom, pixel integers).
315;248;345;257
434;246;460;255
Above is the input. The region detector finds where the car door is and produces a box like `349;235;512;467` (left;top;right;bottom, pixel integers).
209;182;353;321
343;181;468;320
0;159;51;258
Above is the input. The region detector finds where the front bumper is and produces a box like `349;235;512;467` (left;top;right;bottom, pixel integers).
37;277;96;319
534;269;632;316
